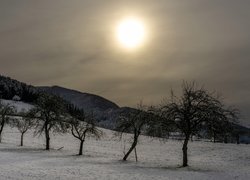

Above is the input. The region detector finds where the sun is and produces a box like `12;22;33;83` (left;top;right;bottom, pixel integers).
116;17;146;49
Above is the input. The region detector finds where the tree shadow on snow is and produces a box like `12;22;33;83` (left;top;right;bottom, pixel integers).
134;164;215;173
0;147;45;154
112;160;215;173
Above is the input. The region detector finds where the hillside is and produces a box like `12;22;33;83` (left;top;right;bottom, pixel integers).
1;74;249;132
37;86;134;129
1;99;33;112
0;75;37;102
37;86;119;112
0;75;128;129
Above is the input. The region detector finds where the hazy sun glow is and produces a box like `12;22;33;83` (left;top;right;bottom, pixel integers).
116;17;146;49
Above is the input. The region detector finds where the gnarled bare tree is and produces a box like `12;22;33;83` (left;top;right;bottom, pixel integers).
70;111;102;155
116;103;152;161
160;82;239;167
12;109;35;146
33;93;68;150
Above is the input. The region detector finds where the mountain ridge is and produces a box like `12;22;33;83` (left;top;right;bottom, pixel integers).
1;74;249;130
37;85;120;112
36;85;134;129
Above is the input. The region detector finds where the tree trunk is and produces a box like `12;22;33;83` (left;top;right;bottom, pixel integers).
224;136;228;144
134;147;138;162
45;123;50;150
213;131;216;143
123;132;139;161
182;136;189;167
79;140;84;155
236;134;240;145
20;132;24;146
0;117;5;143
45;134;50;150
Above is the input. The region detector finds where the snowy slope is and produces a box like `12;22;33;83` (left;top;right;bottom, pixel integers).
1;99;34;112
0;125;249;180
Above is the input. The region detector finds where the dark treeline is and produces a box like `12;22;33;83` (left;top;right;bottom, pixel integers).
0;75;38;102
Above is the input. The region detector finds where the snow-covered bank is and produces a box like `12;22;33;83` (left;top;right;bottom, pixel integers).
0;126;249;180
1;99;33;112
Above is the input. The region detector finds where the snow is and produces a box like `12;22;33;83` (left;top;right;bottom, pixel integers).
0;126;249;180
0;99;249;179
1;99;34;112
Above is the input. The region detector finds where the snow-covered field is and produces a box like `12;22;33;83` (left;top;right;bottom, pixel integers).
0;125;249;180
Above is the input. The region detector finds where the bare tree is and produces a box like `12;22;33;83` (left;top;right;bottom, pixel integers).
146;105;173;139
116;103;151;161
70;111;102;155
12;109;35;146
205;108;238;143
0;100;16;142
33;93;68;150
160;82;238;167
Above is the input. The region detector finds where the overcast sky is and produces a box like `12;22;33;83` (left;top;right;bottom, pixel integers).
0;0;250;126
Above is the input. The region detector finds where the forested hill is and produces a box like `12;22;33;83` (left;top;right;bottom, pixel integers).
37;86;119;112
36;86;136;129
0;75;37;102
0;75;120;111
0;75;132;129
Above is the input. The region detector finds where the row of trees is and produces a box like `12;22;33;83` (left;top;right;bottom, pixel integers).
0;93;101;156
0;82;240;167
116;82;239;167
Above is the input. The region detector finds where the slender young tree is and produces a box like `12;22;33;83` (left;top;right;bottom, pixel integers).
116;103;151;161
70;111;102;155
12;109;34;146
0;100;16;142
34;93;67;150
160;82;238;167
